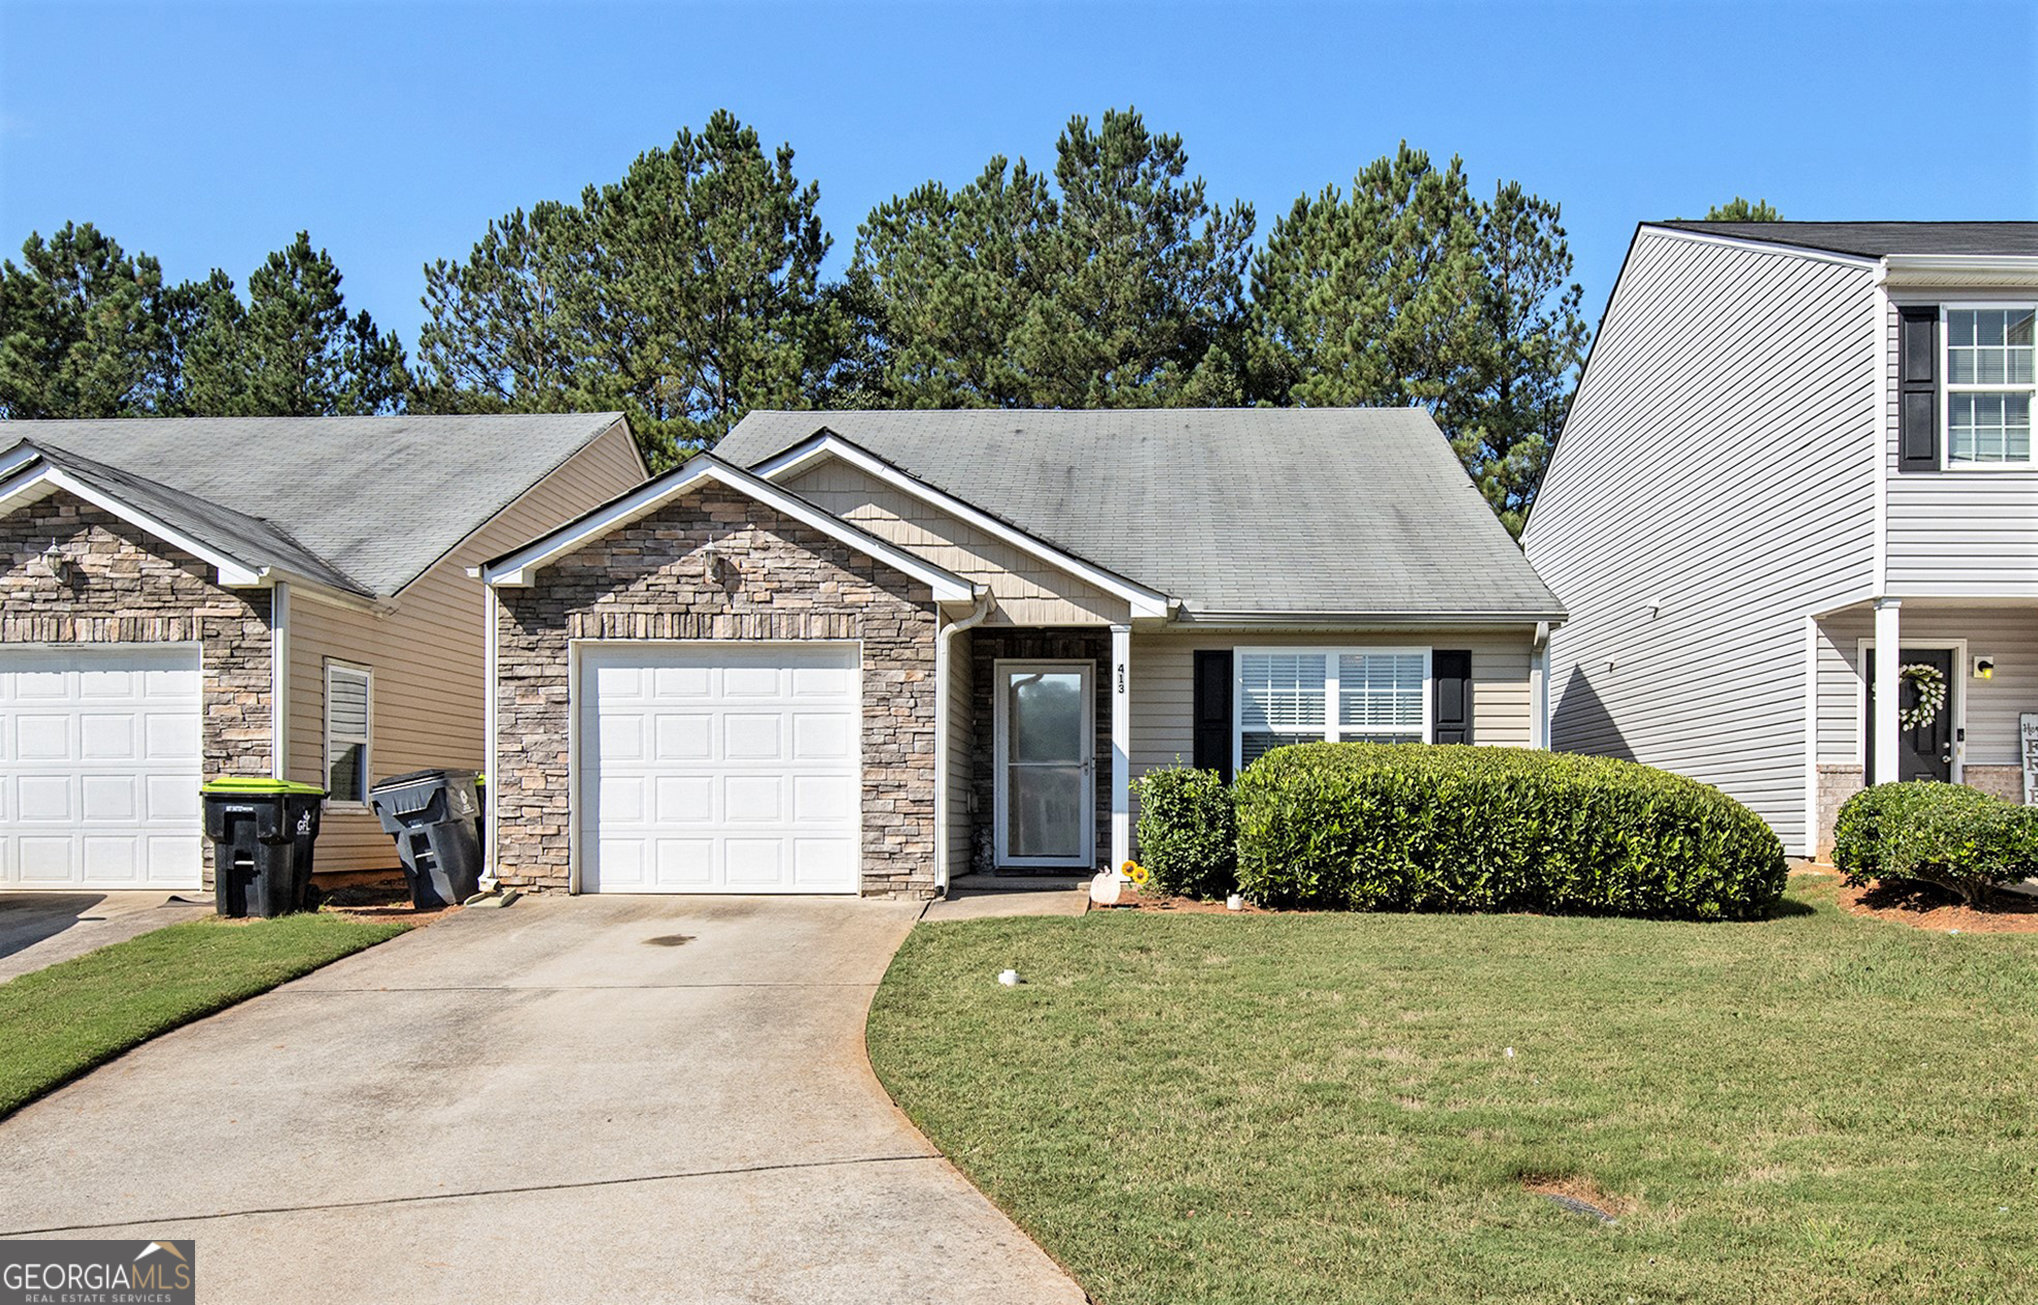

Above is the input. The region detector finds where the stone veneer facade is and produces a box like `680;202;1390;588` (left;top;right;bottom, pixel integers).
491;484;940;898
966;627;1112;875
0;491;273;880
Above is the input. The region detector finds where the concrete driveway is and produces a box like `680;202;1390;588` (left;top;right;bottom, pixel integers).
0;896;1086;1304
0;891;212;982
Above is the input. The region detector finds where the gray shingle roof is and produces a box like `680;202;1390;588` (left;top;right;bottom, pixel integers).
2;413;634;597
714;409;1561;620
1657;221;2038;258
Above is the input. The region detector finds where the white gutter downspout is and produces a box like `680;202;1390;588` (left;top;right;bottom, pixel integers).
1531;620;1551;751
483;584;499;879
933;589;993;895
270;582;290;778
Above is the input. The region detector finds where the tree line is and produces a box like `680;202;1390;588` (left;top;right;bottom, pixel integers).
0;107;1648;535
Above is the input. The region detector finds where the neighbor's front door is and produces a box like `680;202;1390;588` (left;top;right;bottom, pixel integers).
1865;647;1956;784
994;661;1095;869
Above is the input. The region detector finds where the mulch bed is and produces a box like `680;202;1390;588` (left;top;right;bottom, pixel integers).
1832;877;2038;935
314;877;461;924
1098;891;1272;915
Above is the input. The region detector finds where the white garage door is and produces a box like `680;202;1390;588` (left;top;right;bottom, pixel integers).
0;646;204;891
579;643;861;894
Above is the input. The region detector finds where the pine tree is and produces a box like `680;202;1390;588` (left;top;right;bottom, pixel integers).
851;108;1254;409
0;223;179;418
1703;197;1783;221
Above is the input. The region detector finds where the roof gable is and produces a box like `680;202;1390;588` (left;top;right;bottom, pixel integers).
481;452;978;605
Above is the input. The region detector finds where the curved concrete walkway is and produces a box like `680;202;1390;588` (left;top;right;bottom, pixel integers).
0;896;1087;1304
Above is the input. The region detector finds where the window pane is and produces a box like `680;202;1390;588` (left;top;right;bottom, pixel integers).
1007;764;1084;858
328;742;364;804
1238;653;1326;732
1337;653;1425;729
1007;671;1084;763
1240;731;1310;768
1950;310;1977;346
1979;310;2005;346
329;670;368;735
2010;394;2032;460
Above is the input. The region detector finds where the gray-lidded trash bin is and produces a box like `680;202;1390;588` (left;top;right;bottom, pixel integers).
368;768;483;909
202;778;327;918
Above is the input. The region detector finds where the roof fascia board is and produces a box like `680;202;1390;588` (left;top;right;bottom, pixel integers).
1642;223;1879;269
0;442;43;481
482;454;976;603
1173;610;1566;629
753;432;1173;618
1880;254;2038;287
0;462;266;586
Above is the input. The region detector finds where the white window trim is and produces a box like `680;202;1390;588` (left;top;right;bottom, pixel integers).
1852;636;1966;781
1939;302;2037;471
324;659;373;808
991;658;1097;870
1232;646;1433;775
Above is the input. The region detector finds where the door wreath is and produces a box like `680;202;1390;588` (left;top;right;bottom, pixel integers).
1897;662;1948;731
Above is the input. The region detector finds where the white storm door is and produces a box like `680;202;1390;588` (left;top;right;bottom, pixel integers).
0;645;204;890
579;643;861;894
993;660;1095;869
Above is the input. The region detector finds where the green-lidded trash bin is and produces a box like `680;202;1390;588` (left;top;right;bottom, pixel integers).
368;769;483;909
201;778;327;918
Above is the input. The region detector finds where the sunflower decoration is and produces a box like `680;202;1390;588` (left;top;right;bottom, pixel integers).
1121;860;1150;887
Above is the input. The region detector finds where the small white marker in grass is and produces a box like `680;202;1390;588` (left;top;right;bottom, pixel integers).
1226;893;1245;912
1505;1047;1516;1059
998;969;1021;987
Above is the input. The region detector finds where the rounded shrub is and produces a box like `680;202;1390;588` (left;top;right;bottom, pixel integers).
1131;765;1237;899
1232;743;1787;920
1834;781;2038;907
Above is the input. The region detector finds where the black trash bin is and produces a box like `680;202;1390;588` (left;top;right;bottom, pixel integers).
201;779;327;918
368;769;483;909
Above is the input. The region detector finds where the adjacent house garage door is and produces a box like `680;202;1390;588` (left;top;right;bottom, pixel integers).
0;646;204;891
578;643;861;894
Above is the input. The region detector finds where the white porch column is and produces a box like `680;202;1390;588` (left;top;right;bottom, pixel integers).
1110;624;1131;873
1873;598;1902;784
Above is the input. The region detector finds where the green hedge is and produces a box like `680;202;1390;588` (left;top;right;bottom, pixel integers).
1233;743;1787;920
1131;766;1237;899
1833;781;2038;907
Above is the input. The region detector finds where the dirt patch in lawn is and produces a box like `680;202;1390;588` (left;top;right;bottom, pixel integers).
1521;1174;1636;1222
316;878;462;925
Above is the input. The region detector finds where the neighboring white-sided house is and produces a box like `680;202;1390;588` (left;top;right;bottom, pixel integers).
0;414;648;890
479;408;1565;898
1522;221;2038;858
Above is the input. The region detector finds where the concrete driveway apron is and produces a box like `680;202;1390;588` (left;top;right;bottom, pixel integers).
0;896;1087;1305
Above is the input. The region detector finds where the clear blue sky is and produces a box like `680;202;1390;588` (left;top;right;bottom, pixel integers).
3;0;2034;349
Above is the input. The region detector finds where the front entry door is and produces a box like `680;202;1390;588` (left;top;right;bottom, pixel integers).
994;661;1095;868
1865;647;1956;784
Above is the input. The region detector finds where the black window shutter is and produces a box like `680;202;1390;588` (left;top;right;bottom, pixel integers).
1431;650;1472;745
1898;306;1939;471
1192;650;1234;781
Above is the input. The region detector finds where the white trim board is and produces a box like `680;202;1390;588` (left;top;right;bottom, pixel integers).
0;460;265;586
752;432;1173;619
481;453;978;605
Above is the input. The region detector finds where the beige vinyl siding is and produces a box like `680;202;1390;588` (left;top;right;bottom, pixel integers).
946;632;974;878
1816;603;2038;768
1521;230;1881;855
1884;290;2038;598
289;423;646;870
779;458;1128;625
1126;629;1538;783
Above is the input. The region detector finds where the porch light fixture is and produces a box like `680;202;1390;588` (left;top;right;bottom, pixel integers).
1973;656;1996;681
36;539;69;585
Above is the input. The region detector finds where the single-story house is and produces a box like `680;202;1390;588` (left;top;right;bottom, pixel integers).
0;413;648;890
480;408;1566;898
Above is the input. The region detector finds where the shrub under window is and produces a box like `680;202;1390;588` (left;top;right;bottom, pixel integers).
1233;743;1787;920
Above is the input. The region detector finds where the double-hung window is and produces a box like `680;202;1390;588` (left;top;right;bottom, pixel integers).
324;661;372;805
1235;648;1429;770
1944;307;2035;466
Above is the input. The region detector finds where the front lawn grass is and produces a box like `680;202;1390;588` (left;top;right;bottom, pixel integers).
868;875;2038;1304
0;912;407;1118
